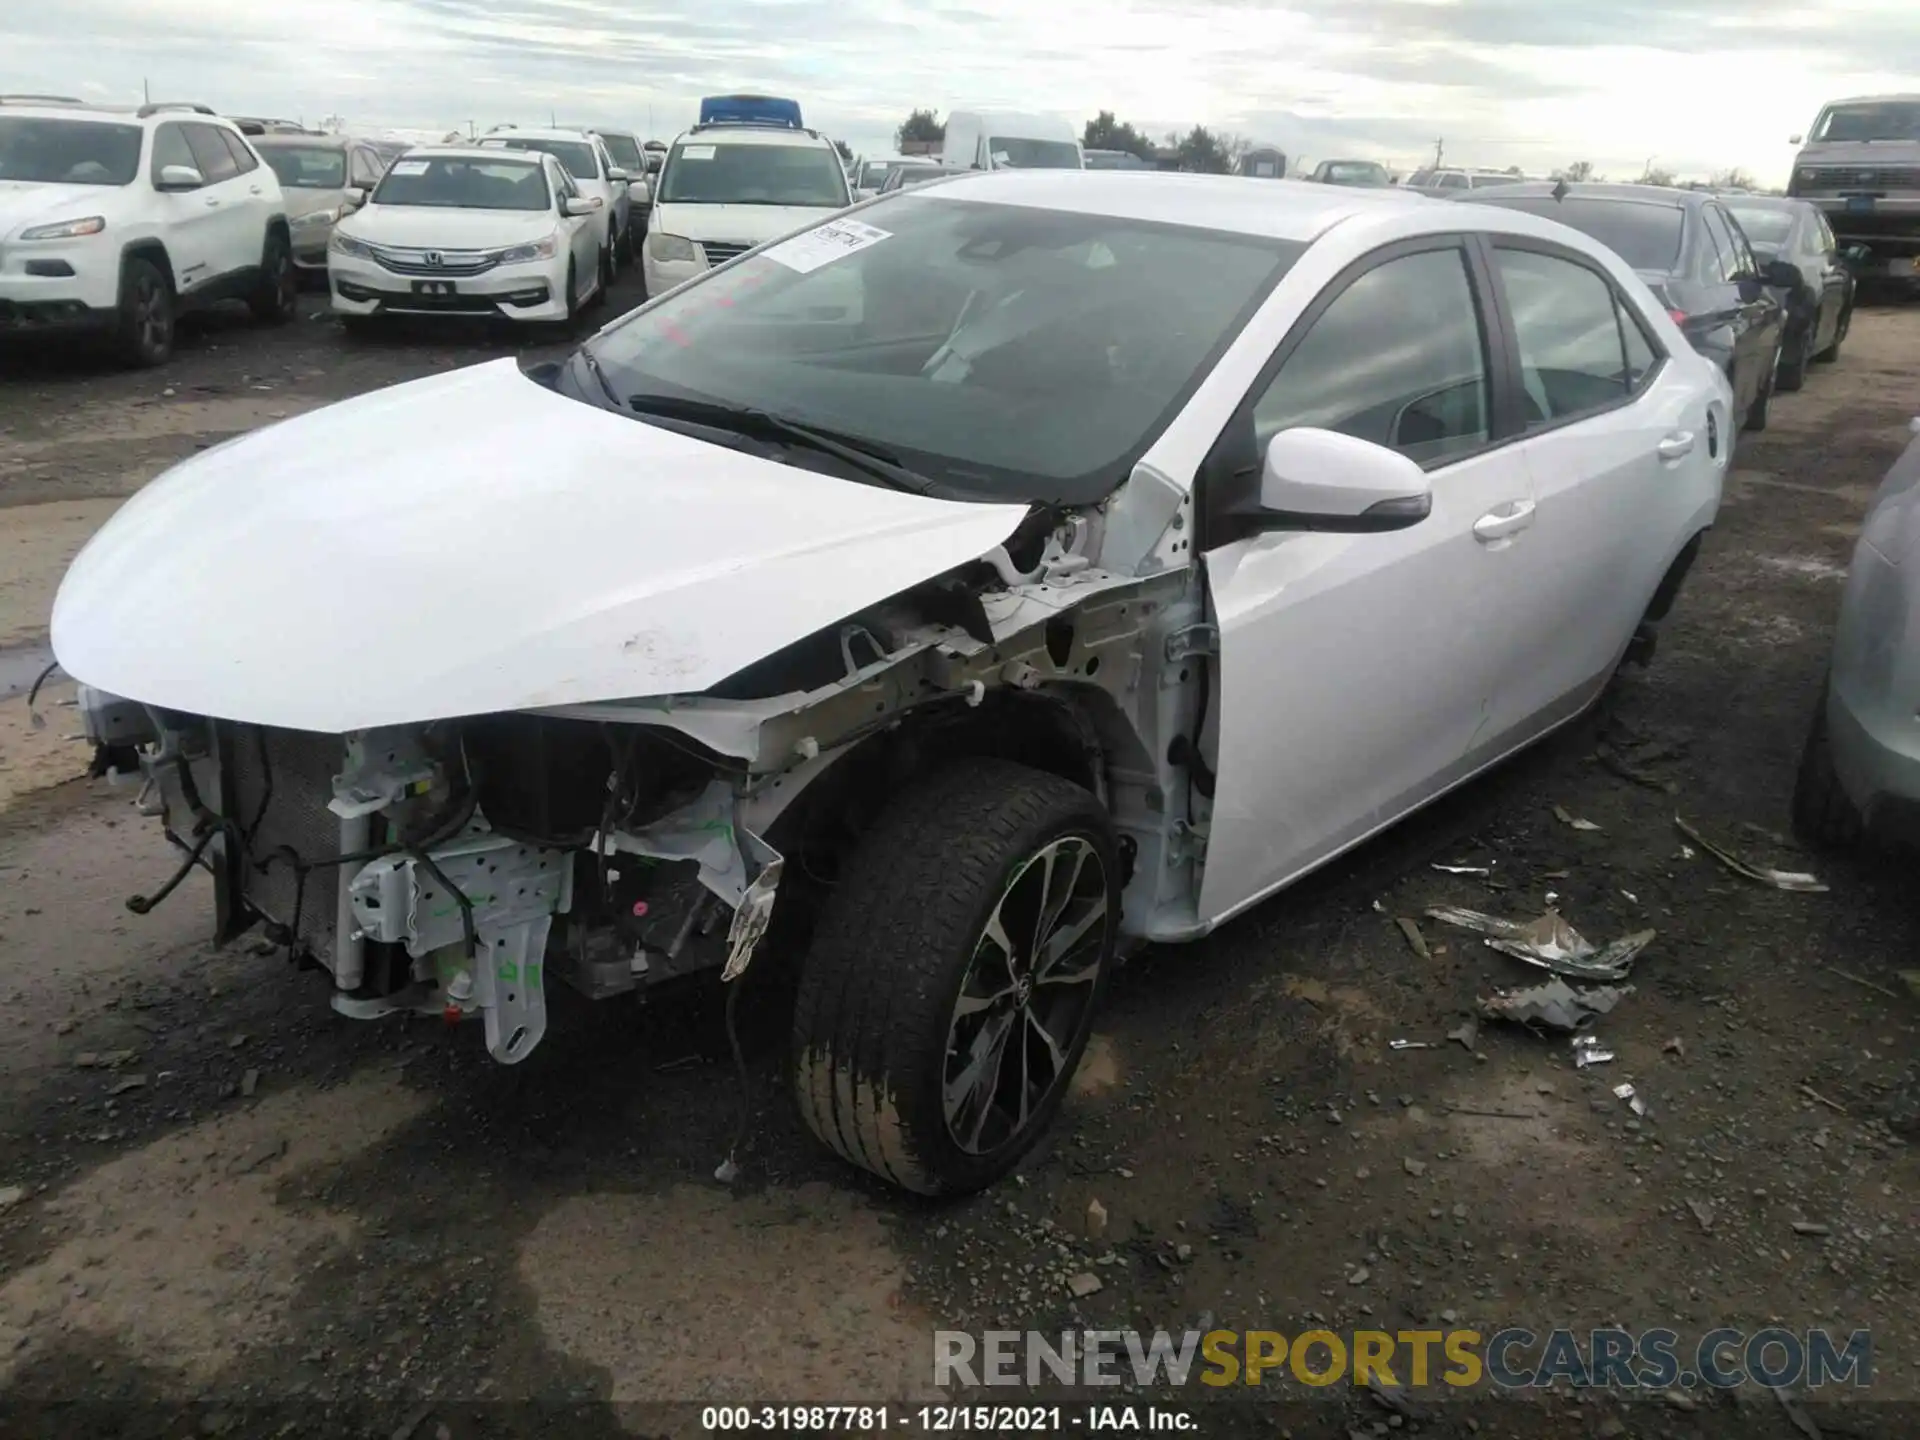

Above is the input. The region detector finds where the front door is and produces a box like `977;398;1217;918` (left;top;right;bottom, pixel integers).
1197;239;1539;925
180;123;260;281
148;123;221;295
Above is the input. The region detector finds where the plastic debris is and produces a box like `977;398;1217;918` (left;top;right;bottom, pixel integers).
1394;917;1430;959
1613;1081;1647;1116
1790;1220;1831;1237
1674;816;1826;893
1552;804;1603;832
1664;1036;1686;1058
1389;1039;1436;1051
1432;862;1491;876
1446;1017;1479;1052
713;1157;741;1185
1573;1035;1615;1068
1427;905;1654;982
1480;978;1634;1032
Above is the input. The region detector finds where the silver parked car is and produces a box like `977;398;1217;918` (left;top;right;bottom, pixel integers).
1795;421;1920;848
254;133;393;275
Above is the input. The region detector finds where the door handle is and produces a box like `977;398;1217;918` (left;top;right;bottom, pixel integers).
249;185;262;195
1657;431;1696;461
1473;500;1536;543
204;196;221;207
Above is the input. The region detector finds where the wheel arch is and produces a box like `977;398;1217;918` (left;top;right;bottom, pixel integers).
117;239;176;299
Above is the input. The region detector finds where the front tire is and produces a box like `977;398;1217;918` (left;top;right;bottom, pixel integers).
114;258;174;368
792;759;1119;1196
1777;325;1810;393
1792;689;1864;851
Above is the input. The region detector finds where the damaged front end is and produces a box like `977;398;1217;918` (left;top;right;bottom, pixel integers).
78;504;1207;1067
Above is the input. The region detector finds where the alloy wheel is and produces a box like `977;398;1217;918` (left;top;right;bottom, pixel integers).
942;836;1109;1155
136;275;169;355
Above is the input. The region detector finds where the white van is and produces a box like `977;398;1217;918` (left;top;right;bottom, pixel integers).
642;115;851;297
940;111;1084;172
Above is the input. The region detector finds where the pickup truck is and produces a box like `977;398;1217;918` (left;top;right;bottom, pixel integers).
1787;93;1920;290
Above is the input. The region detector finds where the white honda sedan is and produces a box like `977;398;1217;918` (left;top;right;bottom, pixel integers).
328;147;604;327
54;173;1729;1197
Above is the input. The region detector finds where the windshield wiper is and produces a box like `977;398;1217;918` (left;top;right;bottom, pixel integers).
626;392;945;497
574;342;623;410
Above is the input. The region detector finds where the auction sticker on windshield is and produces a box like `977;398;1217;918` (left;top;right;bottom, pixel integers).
765;218;891;274
390;160;429;176
679;144;716;161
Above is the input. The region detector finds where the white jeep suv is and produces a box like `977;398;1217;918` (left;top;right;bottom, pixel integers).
0;97;298;366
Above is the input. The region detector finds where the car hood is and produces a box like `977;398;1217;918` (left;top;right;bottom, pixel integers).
341;206;557;248
0;181;120;237
51;358;1029;733
651;201;845;246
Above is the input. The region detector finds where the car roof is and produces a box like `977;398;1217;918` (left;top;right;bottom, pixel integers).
254;132;350;150
0;99;235;127
1460;179;1706;209
923;171;1435;241
484;127;599;143
1820;92;1920;106
672;124;830;149
397;145;552;166
1721;194;1806;214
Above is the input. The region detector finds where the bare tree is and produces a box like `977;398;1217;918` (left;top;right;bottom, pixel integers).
1711;166;1758;191
1638;164;1677;187
1554;159;1597;182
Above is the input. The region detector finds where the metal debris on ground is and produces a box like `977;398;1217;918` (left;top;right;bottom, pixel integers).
1446;1017;1479;1052
1613;1082;1647;1117
1394;916;1430;959
1427;905;1654;982
1664;1037;1686;1058
1790;1220;1832;1237
1552;803;1603;832
1771;1385;1826;1440
1823;964;1901;1000
1573;1035;1616;1068
1067;1271;1103;1298
1674;816;1827;893
1800;1084;1849;1116
1480;978;1635;1032
1389;1039;1436;1051
1432;862;1492;876
1596;741;1679;794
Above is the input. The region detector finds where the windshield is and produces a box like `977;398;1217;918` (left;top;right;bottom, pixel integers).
988;137;1082;170
0;117;142;186
859;161;917;189
1814;102;1920;142
488;137;597;180
1729;207;1794;249
659;140;849;206
1324;162;1388;184
371;156;551;211
262;145;346;189
1473;196;1686;271
579;196;1300;504
599;134;643;169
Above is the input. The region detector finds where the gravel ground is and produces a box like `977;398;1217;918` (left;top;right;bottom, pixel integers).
0;286;1917;1439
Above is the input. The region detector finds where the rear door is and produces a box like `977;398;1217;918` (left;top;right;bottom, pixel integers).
1481;238;1699;736
1197;237;1538;924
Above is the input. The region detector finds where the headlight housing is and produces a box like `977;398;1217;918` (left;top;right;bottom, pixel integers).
19;215;105;241
647;231;698;263
292;208;339;229
495;234;559;263
330;232;373;258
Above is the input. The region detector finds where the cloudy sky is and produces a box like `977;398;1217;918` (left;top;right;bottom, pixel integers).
6;0;1918;183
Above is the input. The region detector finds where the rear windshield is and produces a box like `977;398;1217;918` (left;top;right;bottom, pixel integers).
1728;207;1794;248
1814;101;1920;143
1324;162;1388;184
371;156;551;211
659;140;849;206
599;134;642;169
1474;196;1686;271
988;137;1082;170
486;137;598;181
0;116;143;186
262;145;346;189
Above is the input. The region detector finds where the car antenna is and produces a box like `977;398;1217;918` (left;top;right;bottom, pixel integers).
1551;178;1570;202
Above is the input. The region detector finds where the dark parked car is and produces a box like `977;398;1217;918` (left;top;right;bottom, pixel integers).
1083;148;1150;171
1459;182;1791;436
1723;195;1859;390
876;161;970;192
1309;159;1392;187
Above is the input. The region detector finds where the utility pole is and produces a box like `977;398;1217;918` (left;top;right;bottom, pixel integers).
142;77;150;105
1433;137;1444;168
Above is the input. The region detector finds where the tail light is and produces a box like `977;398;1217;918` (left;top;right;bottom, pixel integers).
1668;308;1689;327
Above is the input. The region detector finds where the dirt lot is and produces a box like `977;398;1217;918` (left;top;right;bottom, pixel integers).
1;289;1917;1439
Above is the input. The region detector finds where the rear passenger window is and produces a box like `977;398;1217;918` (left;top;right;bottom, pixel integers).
1494;248;1632;422
219;130;259;175
1252;246;1489;466
183;124;240;184
1620;306;1659;389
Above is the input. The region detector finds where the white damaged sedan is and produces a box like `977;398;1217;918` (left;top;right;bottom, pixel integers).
54;173;1729;1195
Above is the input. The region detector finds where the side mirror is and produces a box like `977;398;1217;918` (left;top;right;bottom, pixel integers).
589;195;605;210
1761;257;1801;287
156;164;204;191
340;185;368;213
563;196;596;217
1254;428;1433;532
607;167;629;183
628;177;651;205
1789;134;1804;146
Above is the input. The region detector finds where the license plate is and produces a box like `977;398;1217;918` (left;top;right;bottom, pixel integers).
412;280;457;296
1846;195;1875;213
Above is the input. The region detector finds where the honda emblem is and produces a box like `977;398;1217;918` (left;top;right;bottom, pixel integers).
425;251;444;267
